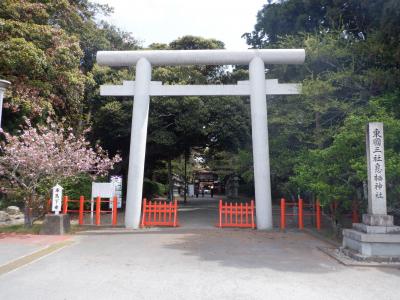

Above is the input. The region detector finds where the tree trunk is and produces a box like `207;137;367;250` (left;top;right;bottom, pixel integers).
329;200;341;237
315;111;322;148
168;159;173;202
184;150;188;203
24;196;33;228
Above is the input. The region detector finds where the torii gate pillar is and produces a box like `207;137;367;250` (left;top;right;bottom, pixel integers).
125;58;152;228
249;57;272;229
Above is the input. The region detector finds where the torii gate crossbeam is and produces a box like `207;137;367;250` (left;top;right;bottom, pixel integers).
97;49;305;230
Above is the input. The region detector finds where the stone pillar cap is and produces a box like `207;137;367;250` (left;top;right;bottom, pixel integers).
0;79;11;89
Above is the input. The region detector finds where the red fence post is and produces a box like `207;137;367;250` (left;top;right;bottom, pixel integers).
240;203;243;225
245;202;249;225
112;196;118;226
79;196;84;225
62;196;68;214
280;198;286;230
251;200;255;229
173;199;178;227
234;202;238;225
219;199;222;228
229;202;233;224
163;201;166;223
167;201;170;224
95;196;101;226
168;200;172;224
141;198;147;227
298;198;304;230
316;199;321;230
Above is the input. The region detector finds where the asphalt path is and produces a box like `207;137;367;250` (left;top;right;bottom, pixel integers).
0;196;399;299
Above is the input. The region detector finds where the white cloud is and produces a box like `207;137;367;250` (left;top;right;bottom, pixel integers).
93;0;266;49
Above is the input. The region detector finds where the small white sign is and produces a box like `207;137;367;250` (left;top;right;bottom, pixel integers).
91;182;115;199
110;176;122;209
52;184;63;215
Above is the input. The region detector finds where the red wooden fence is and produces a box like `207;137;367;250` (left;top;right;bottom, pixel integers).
59;195;118;226
280;198;321;230
218;199;255;229
140;199;178;227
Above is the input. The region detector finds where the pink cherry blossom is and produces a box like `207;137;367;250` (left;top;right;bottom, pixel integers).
0;119;121;223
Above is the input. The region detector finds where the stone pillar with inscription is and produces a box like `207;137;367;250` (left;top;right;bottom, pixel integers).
40;184;70;235
342;122;400;261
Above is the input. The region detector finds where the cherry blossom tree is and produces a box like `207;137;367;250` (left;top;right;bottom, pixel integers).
0;119;121;226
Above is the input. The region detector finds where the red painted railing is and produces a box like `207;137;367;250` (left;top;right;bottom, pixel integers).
59;195;118;226
141;199;178;227
280;198;321;230
218;199;255;229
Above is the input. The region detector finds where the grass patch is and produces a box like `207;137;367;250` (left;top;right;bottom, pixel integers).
0;224;42;234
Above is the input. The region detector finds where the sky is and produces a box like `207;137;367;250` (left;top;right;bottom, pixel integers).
92;0;267;49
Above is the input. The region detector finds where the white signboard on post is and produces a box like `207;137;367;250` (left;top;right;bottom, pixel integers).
52;184;63;215
90;180;123;222
90;182;115;222
366;122;387;215
91;182;115;199
110;176;122;209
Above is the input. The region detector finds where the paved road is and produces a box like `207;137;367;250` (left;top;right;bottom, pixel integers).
0;234;70;266
0;228;399;300
178;196;220;228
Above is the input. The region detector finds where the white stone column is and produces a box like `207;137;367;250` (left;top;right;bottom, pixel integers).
366;122;387;215
125;58;152;229
249;57;272;230
0;80;11;128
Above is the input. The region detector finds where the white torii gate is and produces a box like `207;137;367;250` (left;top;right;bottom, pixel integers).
97;49;305;230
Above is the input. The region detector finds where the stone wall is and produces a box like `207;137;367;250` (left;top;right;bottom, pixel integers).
0;206;24;226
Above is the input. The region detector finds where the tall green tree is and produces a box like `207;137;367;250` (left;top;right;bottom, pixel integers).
0;0;139;130
243;0;400;217
243;0;390;47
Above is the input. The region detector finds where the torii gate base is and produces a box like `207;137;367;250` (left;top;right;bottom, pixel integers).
97;49;305;230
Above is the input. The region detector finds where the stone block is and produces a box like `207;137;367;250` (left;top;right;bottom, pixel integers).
0;211;10;222
6;206;21;215
343;229;400;257
7;218;24;225
362;214;393;226
40;214;70;235
343;229;400;243
340;247;400;263
353;223;400;234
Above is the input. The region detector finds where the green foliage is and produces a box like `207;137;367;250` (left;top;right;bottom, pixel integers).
244;1;400;219
143;179;167;200
0;224;42;234
238;182;255;197
206;150;253;186
0;0;139;131
244;0;392;48
290;95;400;210
60;173;93;200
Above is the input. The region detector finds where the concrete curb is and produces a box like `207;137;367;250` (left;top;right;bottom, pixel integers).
303;228;341;247
0;240;74;276
318;246;400;268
